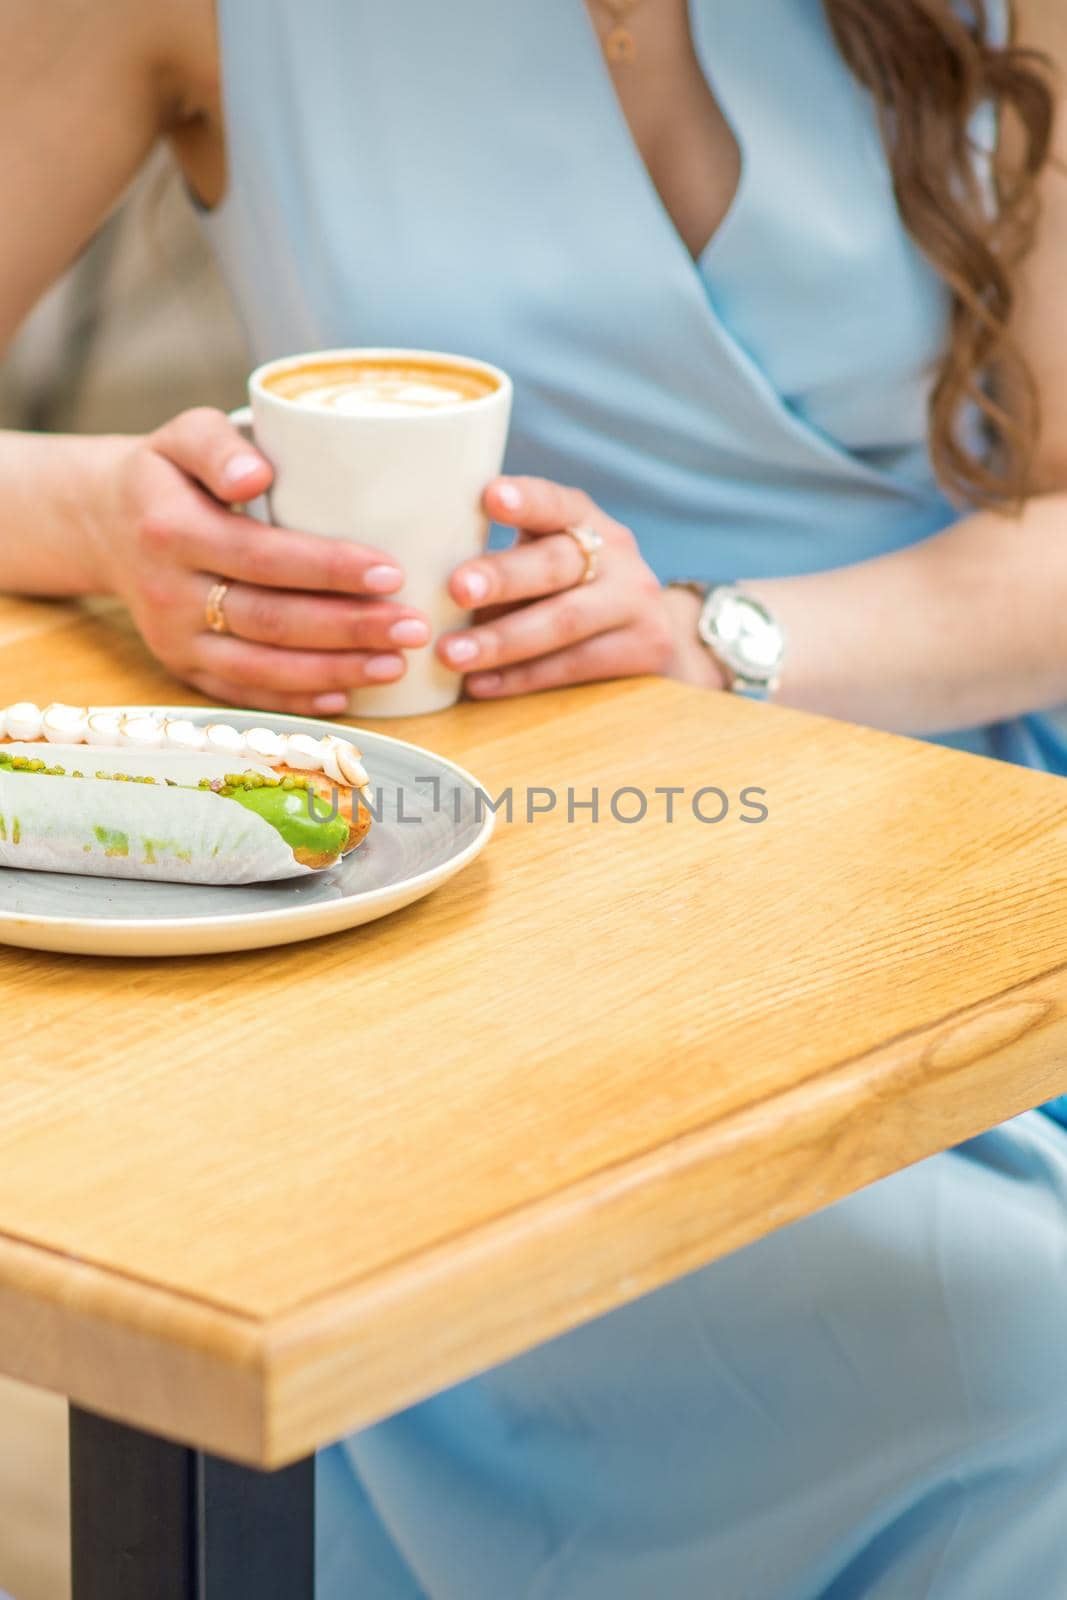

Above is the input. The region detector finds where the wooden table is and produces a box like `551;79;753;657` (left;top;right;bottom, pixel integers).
3;594;1067;1597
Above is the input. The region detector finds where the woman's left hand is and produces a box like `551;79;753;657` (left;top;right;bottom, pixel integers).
438;477;722;697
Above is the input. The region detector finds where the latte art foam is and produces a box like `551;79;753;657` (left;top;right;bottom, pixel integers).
264;359;499;417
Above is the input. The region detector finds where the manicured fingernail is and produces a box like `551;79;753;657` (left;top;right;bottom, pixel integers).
444;636;479;666
222;453;265;487
469;673;502;694
313;693;348;713
460;570;490;603
389;618;431;647
364;653;404;681
495;481;522;512
363;565;404;593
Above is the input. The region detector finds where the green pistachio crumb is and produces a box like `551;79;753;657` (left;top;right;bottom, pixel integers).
93;826;128;857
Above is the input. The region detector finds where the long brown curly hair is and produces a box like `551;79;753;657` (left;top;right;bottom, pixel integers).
823;0;1055;508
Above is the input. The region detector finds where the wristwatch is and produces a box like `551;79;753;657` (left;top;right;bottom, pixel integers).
669;582;785;700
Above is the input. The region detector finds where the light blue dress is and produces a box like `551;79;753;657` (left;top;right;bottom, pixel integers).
204;3;1067;1594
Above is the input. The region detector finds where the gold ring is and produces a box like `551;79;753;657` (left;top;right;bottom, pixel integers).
562;523;605;585
204;580;231;635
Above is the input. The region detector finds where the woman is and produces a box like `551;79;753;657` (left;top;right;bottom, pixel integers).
6;2;1067;1595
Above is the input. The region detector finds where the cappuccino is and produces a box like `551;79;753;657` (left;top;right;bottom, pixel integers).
263;357;499;418
243;346;513;715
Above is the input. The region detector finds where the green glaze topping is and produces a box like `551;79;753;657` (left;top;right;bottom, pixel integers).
224;783;349;858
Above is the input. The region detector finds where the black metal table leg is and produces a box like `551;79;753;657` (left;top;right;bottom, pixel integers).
69;1405;315;1600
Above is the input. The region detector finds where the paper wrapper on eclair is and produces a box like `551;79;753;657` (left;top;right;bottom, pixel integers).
0;738;371;888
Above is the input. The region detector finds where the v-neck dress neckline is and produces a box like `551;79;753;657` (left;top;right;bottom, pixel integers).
557;0;928;498
572;0;751;276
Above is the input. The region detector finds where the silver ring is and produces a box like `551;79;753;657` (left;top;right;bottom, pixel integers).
562;523;604;585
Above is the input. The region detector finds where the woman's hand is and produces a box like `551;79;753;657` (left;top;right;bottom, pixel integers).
91;408;432;715
437;477;725;697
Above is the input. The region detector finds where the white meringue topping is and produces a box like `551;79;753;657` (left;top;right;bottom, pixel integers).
283;733;325;772
7;702;44;741
120;714;165;748
203;722;245;756
0;704;368;788
42;703;89;743
162;719;207;752
244;727;287;762
321;736;369;788
86;711;123;746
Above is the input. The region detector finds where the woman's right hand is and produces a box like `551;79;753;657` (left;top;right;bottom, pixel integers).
92;407;431;715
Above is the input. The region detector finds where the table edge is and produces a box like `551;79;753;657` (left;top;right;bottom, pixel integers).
1;959;1065;1465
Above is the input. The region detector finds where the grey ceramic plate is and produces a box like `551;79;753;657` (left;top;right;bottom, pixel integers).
0;708;494;957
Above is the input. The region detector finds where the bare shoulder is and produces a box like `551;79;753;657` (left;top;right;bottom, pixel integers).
0;0;219;344
1013;0;1067;64
1008;1;1067;489
1011;0;1067;151
0;0;218;123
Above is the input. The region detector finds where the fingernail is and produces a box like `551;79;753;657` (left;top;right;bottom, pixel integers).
313;692;348;713
444;636;479;666
495;481;522;512
460;570;490;604
389;618;431;647
364;653;404;681
469;672;502;694
222;453;265;487
363;565;404;594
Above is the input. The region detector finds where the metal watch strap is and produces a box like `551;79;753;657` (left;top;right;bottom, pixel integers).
666;580;783;701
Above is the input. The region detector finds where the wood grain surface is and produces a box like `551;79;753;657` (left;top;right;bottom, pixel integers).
1;596;1066;1465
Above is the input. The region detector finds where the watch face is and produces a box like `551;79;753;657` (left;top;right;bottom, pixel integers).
700;590;784;679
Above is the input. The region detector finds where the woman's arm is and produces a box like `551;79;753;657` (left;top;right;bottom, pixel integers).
0;0;173;347
718;0;1067;734
0;0;171;591
0;432;132;594
711;493;1067;733
0;0;431;714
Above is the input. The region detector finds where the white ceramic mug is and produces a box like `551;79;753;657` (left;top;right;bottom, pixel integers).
231;347;513;718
